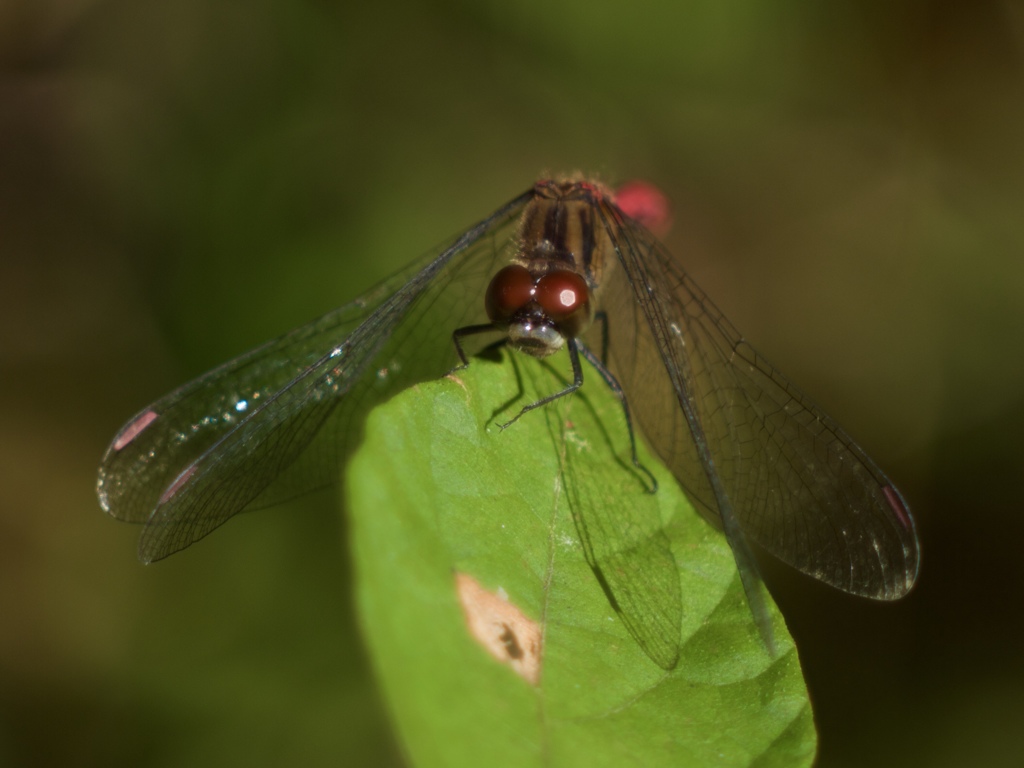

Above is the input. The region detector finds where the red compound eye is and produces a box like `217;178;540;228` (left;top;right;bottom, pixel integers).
486;265;535;322
535;270;589;321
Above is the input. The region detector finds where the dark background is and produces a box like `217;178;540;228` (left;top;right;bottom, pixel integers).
3;1;1023;765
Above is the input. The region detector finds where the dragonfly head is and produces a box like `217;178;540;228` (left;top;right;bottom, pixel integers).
485;264;591;358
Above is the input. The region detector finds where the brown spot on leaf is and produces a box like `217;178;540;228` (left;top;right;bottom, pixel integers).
444;373;468;393
454;572;542;686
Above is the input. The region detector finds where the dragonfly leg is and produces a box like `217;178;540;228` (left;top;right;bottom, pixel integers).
577;342;658;494
451;323;501;370
593;310;610;366
497;337;586;429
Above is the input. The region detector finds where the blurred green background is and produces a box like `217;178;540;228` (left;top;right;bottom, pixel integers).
3;1;1023;765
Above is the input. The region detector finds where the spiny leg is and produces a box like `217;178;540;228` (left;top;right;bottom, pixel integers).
577;342;658;494
451;323;501;370
497;337;585;429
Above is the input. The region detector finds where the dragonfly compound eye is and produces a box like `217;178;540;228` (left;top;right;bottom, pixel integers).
485;264;536;323
535;270;590;325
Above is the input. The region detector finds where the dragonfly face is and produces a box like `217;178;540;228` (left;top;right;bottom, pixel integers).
485;179;613;356
98;174;920;665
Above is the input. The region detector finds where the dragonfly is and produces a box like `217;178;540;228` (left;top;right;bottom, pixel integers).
97;175;920;668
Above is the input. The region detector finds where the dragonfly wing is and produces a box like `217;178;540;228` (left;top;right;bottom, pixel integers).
562;414;682;670
594;202;919;600
98;191;531;561
98;272;417;525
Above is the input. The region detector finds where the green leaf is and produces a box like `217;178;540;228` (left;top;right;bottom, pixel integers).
348;350;815;767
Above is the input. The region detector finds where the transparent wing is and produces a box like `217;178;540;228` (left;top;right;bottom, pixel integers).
590;201;920;601
98;190;532;562
561;412;681;670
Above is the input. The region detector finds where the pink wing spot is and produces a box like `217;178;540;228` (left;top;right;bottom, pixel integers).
614;180;673;238
113;410;159;451
160;465;198;505
882;485;912;531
